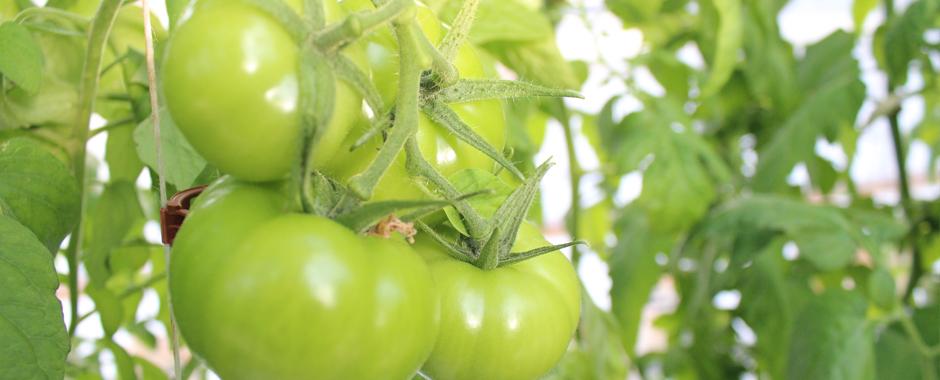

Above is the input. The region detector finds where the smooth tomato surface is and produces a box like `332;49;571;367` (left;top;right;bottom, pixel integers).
170;179;438;380
163;1;365;182
414;223;582;380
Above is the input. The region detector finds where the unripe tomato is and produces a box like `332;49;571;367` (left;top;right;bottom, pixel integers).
414;223;581;380
163;0;366;182
170;178;439;379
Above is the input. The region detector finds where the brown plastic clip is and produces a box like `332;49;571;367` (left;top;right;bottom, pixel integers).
160;185;207;246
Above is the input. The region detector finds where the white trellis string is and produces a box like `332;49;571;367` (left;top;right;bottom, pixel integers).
141;0;182;378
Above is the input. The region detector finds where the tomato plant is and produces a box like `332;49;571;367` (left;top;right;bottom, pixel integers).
4;0;940;379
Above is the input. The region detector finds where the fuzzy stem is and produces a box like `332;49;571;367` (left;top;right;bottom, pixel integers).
316;0;414;51
347;19;428;199
403;138;489;237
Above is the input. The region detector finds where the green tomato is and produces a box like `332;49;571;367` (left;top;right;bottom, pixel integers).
414;223;582;380
170;178;438;380
163;1;365;182
317;4;507;200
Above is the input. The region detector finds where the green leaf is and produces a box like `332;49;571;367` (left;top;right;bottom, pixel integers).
646;51;691;102
737;243;804;379
0;21;43;93
106;341;137;380
601;98;730;232
605;0;664;26
874;328;926;380
133;108;208;189
85;285;123;338
754;31;864;192
883;0;937;85
609;207;673;355
0;215;69;380
166;0;188;31
106;124;144;181
0;79;80;129
866;268;895;310
443;168;513;235
135;357;168;380
786;290;875;380
852;0;877;31
578;200;613;258
706;195;866;271
83;181;144;286
0;138;80;252
700;0;742;97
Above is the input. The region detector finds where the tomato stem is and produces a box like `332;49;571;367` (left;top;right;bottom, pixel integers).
316;0;415;52
347;20;426;199
403;138;490;237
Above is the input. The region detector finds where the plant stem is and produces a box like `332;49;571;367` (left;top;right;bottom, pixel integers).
348;18;427;199
64;0;123;338
87;117;135;138
884;76;922;302
315;0;413;51
559;103;582;266
404;138;489;237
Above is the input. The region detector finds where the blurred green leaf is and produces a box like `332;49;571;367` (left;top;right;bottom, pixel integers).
705;195;868;271
852;0;877;31
874;328;926;379
134;108;208;189
867;268;896;310
610;207;674;355
601;98;730;231
106;124;144;181
0;21;43;93
0;215;69;380
786;290;875;380
106;341;137;380
83;181;144;286
86;285;124;338
578;200;613;258
699;0;742;97
605;0;663;26
754;31;864;192
882;0;936;85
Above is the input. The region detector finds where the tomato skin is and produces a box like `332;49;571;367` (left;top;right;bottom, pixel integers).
163;1;365;182
414;223;582;380
318;4;507;200
170;178;438;380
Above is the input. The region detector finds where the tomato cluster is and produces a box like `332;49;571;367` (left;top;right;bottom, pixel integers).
163;1;580;379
